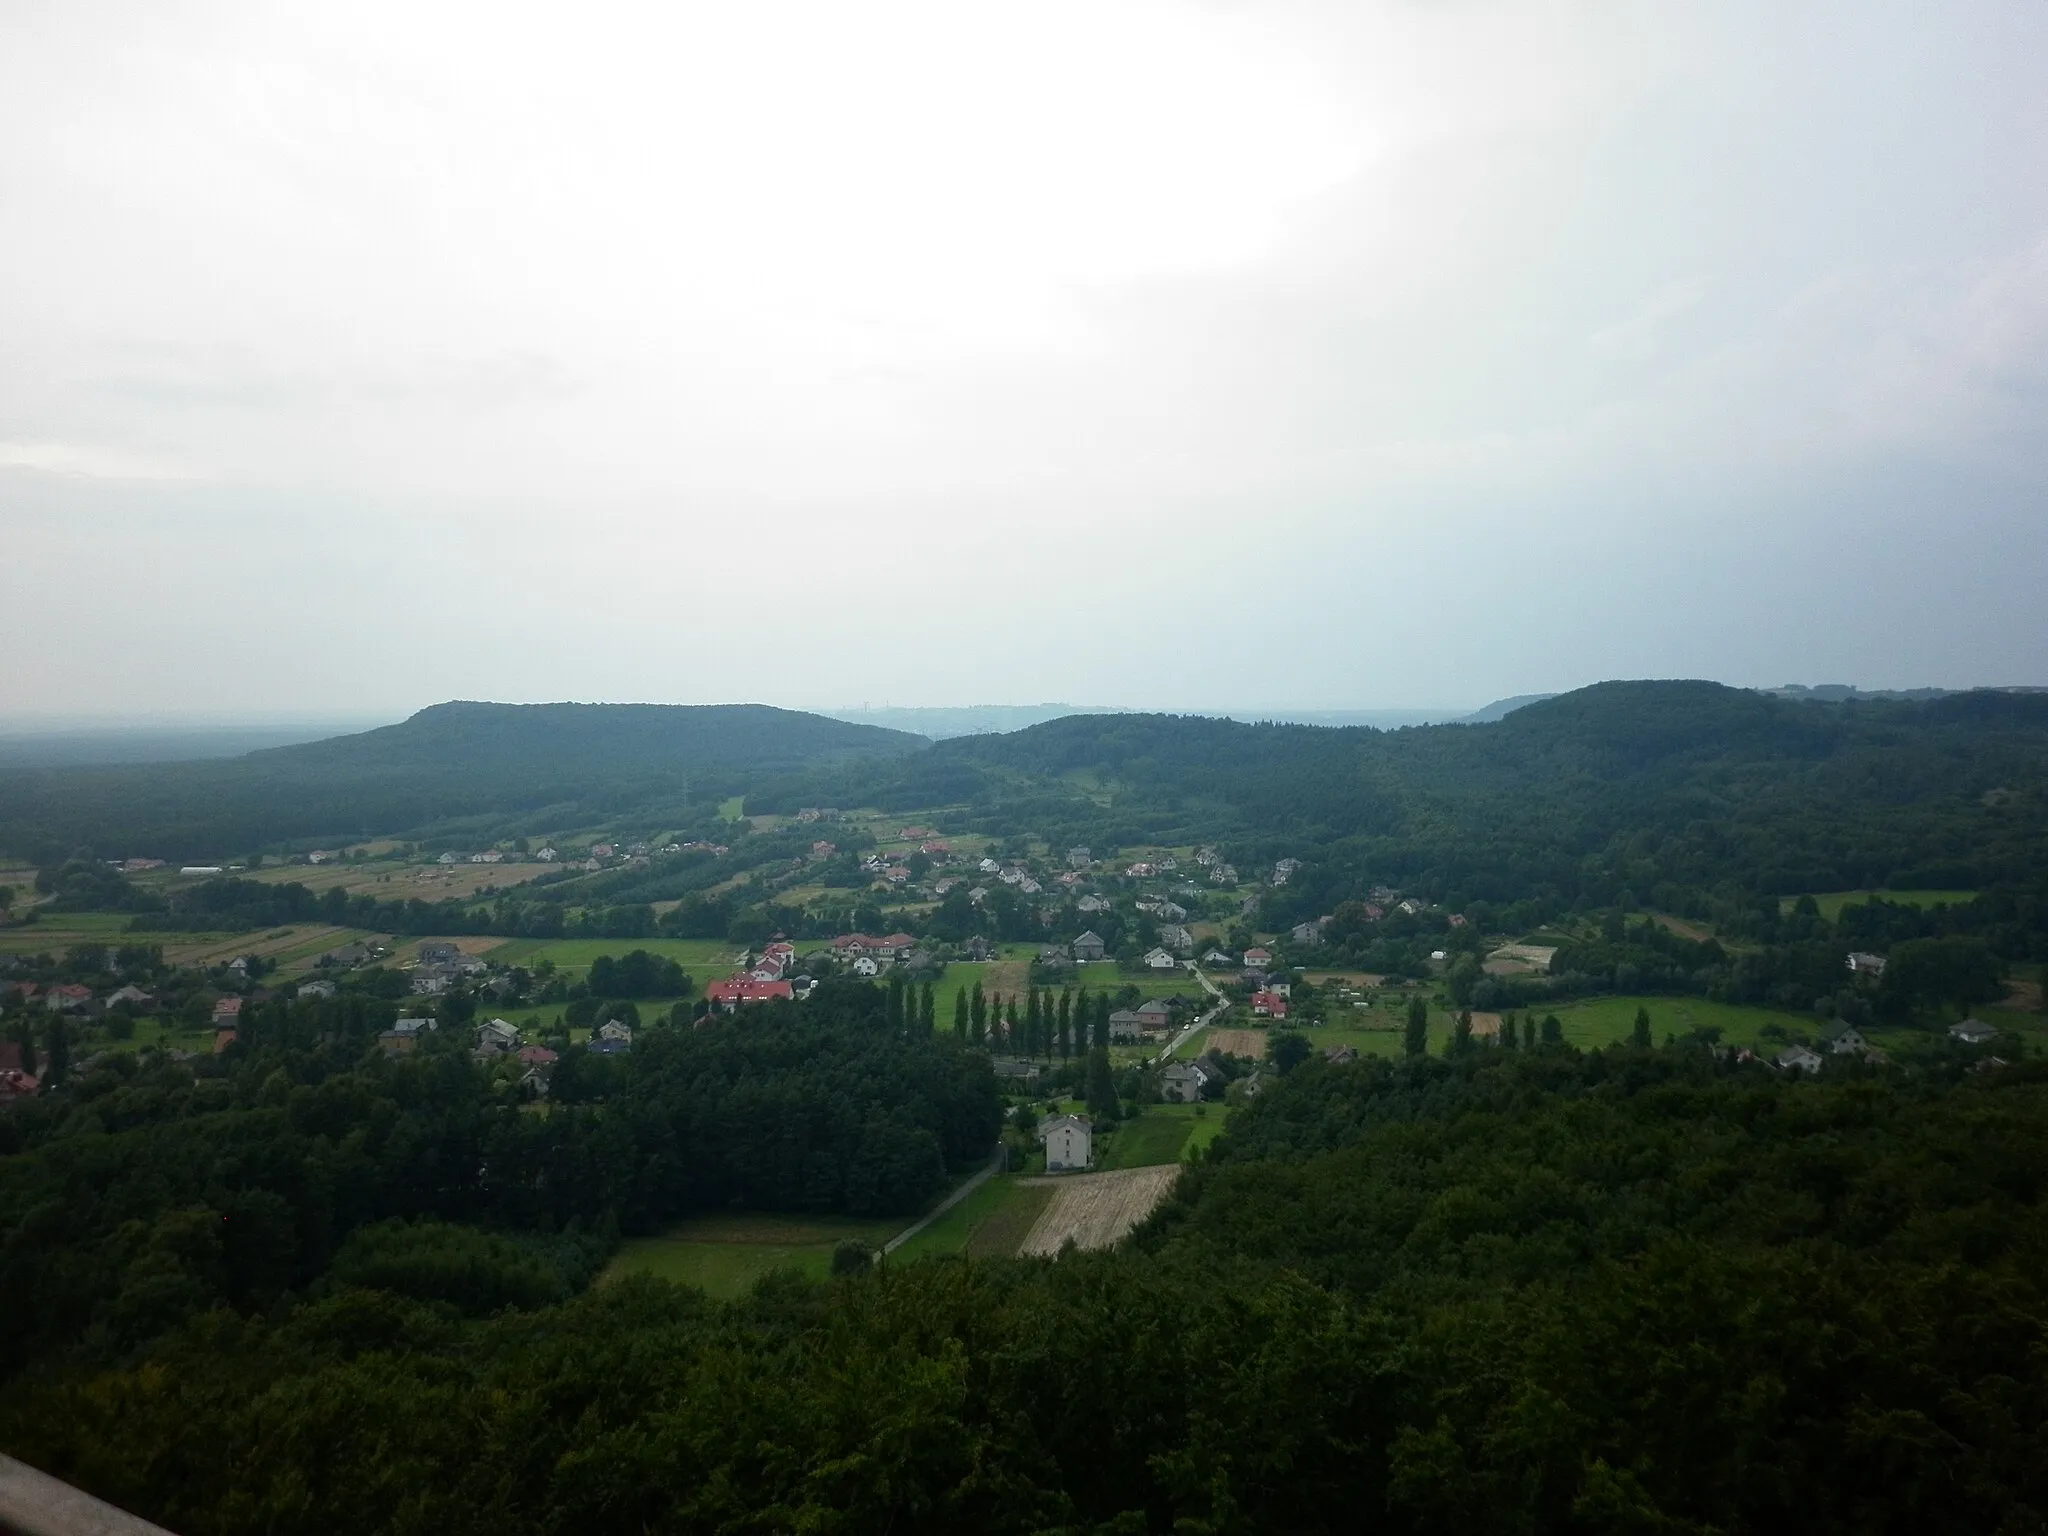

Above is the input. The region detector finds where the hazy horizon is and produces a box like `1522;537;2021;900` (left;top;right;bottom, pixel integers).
6;1;2046;714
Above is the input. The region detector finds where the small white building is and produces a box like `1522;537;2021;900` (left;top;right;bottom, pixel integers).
1950;1019;1999;1045
1775;1044;1824;1075
1846;951;1888;977
1144;948;1179;971
1038;1113;1093;1172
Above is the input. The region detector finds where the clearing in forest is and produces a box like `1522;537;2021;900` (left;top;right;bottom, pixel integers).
1017;1165;1179;1256
1206;1028;1268;1059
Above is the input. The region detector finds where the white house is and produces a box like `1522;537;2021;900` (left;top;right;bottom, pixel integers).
597;1019;633;1044
1846;951;1888;978
1775;1044;1824;1075
852;956;881;977
1160;1061;1212;1104
1144;948;1179;971
1038;1114;1093;1172
1950;1018;1999;1045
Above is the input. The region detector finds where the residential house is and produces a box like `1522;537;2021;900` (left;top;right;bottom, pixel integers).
418;941;464;966
109;984;156;1010
1250;990;1289;1020
535;846;558;861
0;1066;40;1110
1153;901;1189;924
1144;948;1179;971
979;857;1001;874
1125;862;1157;878
1037;945;1074;970
1775;1044;1824;1075
1158;924;1194;955
296;980;337;1000
587;1037;630;1057
1209;864;1237;884
992;1057;1042;1084
1272;859;1301;885
1846;952;1888;978
475;1018;520;1056
516;1045;558;1067
1201;948;1236;967
1071;931;1106;962
1038;1113;1093;1172
1822;1023;1871;1056
411;972;452;996
1135;1000;1175;1029
469;851;503;864
1067;847;1093;868
1108;1009;1147;1043
1323;1044;1358;1064
1077;894;1111;914
1235;1068;1270;1100
705;978;795;1011
212;995;244;1026
320;941;373;969
852;956;880;977
1159;1061;1211;1104
596;1019;633;1045
437;852;459;865
1950;1019;1999;1045
376;1017;437;1055
1242;947;1272;968
1289;919;1327;946
46;983;95;1013
962;935;994;961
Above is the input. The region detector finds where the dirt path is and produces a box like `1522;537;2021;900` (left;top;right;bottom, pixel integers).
1017;1165;1179;1256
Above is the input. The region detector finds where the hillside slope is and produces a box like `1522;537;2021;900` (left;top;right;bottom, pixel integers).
782;681;2048;902
0;702;924;860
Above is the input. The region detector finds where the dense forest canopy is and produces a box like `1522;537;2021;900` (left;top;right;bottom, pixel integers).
0;701;927;860
758;681;2048;906
7;1039;2048;1534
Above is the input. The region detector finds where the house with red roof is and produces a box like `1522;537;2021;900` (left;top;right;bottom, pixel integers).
212;995;244;1025
1242;947;1272;968
705;978;795;1012
1250;990;1289;1020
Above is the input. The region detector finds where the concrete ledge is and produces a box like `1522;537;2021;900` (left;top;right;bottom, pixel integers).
0;1457;175;1536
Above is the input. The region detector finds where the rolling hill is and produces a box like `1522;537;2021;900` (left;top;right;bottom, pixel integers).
0;702;925;861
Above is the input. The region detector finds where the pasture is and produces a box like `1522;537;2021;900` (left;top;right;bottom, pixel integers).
1096;1102;1230;1169
600;1213;903;1298
1546;995;1827;1049
490;936;741;978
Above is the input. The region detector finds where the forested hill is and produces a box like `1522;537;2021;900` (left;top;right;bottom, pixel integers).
792;681;2048;900
0;702;925;861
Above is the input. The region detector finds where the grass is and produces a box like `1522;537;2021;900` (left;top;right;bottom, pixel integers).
600;1212;903;1298
1786;889;1979;922
1098;1110;1196;1169
889;1177;1052;1264
489;937;742;978
1544;995;1827;1050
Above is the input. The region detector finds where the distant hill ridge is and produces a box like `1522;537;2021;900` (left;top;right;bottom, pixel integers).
0;701;924;860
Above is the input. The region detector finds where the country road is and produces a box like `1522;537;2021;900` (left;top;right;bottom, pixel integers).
882;1143;1004;1254
1155;964;1227;1064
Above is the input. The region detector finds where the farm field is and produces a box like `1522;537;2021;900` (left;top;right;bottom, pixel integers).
490;937;741;978
600;1213;903;1298
1097;1103;1228;1169
0;910;140;952
1786;889;1979;922
1546;995;1828;1049
245;860;546;902
1017;1165;1179;1256
889;1177;1053;1264
1204;1028;1268;1059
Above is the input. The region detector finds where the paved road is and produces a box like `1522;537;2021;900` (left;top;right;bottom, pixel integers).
882;1143;1005;1255
1155;963;1228;1065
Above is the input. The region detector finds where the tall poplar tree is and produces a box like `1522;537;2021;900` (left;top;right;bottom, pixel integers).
953;989;968;1039
1403;995;1429;1056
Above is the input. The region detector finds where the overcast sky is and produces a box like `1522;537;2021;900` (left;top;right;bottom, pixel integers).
4;0;2045;717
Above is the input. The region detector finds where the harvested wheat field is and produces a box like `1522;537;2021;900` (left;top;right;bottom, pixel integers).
1018;1165;1179;1256
1206;1028;1268;1059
